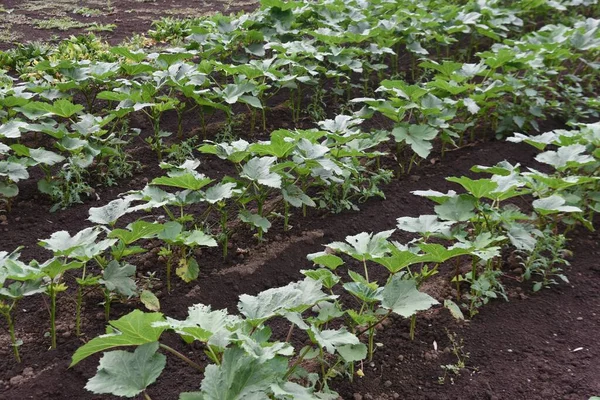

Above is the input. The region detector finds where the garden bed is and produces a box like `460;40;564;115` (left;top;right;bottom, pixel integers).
1;137;599;399
1;0;599;399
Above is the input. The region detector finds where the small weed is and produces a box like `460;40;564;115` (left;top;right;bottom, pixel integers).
34;17;89;31
438;330;470;385
86;23;116;32
73;7;104;17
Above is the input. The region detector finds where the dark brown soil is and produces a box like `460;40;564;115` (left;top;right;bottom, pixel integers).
1;131;599;399
1;3;599;400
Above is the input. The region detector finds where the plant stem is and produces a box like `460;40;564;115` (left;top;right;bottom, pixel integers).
409;314;416;341
206;344;221;365
159;343;204;372
104;290;111;321
283;346;312;380
285;323;295;343
357;310;392;336
283;200;290;231
2;308;20;362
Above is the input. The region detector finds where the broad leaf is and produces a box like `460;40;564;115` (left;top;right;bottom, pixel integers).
328;230;394;260
434;195;476;222
392;124;438;159
71;310;166;366
89;198;131;225
238;278;334;325
108;220;165;245
100;261;137;297
396;215;453;236
381;277;439;318
532;195;582;214
151;174;213;191
198;346;287;400
308;325;360;354
241;157;282;188
85;342;166;398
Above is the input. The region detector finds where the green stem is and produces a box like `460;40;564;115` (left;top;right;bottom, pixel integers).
3;307;20;362
159;343;205;372
104;290;111;321
368;326;375;361
166;258;172;293
206;344;221;366
283;346;312;380
283;200;290;231
409;314;417;341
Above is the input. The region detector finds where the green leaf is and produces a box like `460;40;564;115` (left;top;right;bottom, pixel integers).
205;182;237;203
140;290;160;312
154;303;239;347
506;224;538;252
239;211;271;233
308;325;360;354
301;268;339;289
0;181;18;198
444;299;464;321
238;278;334;325
336;343;368;363
85;342;166;398
396;215;453;236
88;198;131;225
446;177;499;199
39;227;101;256
158;221;183;241
249;130;296;158
328;230;394;260
434;195;476;222
239;334;293;363
176;257;200;283
110;46;146;62
271;381;338;400
381;276;439;318
0;121;29;139
532;195;582;215
30;99;83;118
183;230;218;247
241;156;282;188
373;246;423;274
108;220;165;245
283;184;316;208
392;124;438;159
36;258;82;280
100;261;137;297
418;243;472;263
71;310;166;366
151;174;213;191
535;144;594;169
28;148;65;166
343;281;383;303
199;346;287;400
306;251;344;270
0;161;28;182
0;279;45;299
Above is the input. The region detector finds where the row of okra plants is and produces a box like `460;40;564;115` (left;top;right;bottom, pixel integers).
1;120;597;398
1;0;599;210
